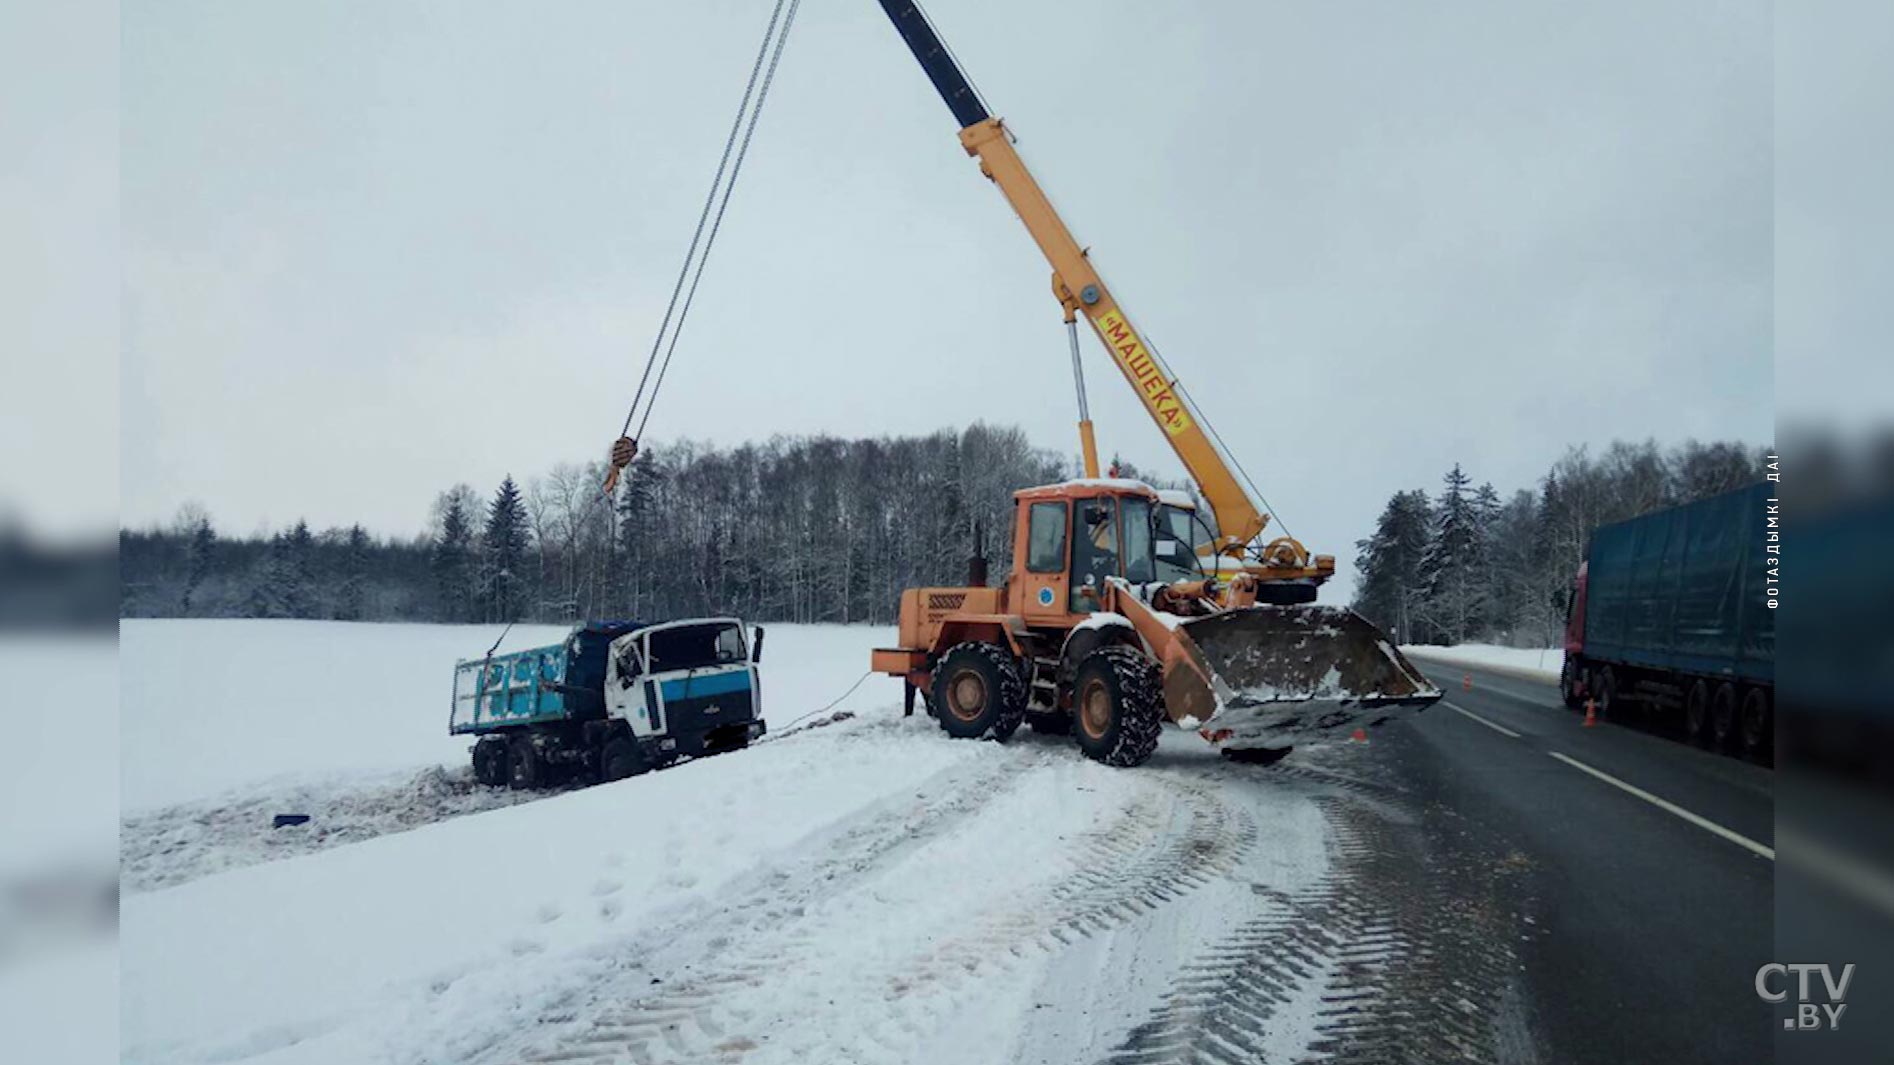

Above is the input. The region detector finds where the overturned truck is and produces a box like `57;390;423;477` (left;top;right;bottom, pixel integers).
873;479;1439;768
452;618;767;788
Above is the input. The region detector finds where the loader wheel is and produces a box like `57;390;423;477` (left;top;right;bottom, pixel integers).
1684;680;1711;745
1710;682;1738;751
507;735;542;790
931;642;1027;741
1221;745;1293;766
601;737;646;782
1738;687;1770;761
1072;646;1165;768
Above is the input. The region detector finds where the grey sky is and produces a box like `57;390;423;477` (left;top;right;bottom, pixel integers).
121;0;1772;597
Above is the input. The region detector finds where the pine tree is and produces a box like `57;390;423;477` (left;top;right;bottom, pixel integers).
182;517;215;616
1419;464;1487;644
336;524;370;621
283;519;316;618
1352;489;1431;644
432;492;475;622
480;476;531;622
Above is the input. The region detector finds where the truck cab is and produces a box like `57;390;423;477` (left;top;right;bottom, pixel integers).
606;617;766;760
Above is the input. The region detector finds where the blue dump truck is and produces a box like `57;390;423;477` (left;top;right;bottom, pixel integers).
1561;483;1775;760
451;618;767;788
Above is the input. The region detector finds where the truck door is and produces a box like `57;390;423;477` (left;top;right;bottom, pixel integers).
1021;499;1070;622
607;634;660;738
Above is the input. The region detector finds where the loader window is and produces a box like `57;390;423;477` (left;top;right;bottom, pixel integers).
1121;497;1154;584
1026;501;1067;573
1071;496;1120;612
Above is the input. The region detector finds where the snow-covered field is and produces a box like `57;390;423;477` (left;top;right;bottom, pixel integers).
1400;642;1565;683
121;619;1489;1065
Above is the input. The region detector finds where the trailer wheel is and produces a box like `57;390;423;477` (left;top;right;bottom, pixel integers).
1709;682;1738;751
1595;667;1619;719
1072;646;1164;768
1222;746;1293;766
507;735;542;790
1739;687;1771;762
1684;680;1711;745
931;642;1026;741
601;737;646;782
1559;661;1582;709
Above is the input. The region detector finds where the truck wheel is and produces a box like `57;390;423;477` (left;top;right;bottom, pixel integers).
1027;712;1072;735
1222;745;1292;766
1072;646;1164;768
472;737;506;786
507;735;542;790
600;737;646;782
1684;680;1711;745
1739;687;1771;762
1595;667;1618;719
931;642;1027;741
1560;661;1582;709
1709;682;1738;751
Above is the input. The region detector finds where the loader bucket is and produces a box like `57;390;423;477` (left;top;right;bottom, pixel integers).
1161;605;1441;749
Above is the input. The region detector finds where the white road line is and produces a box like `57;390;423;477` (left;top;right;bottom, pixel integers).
1442;701;1521;738
1547;751;1775;860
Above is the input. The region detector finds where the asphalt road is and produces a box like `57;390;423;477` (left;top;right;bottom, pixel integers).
1389;656;1775;1065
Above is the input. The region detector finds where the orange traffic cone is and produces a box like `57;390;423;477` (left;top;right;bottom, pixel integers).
1583;698;1598;727
1463;673;1472;691
1351;727;1369;742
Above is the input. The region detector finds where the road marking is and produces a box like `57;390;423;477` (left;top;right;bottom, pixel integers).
1548;751;1774;860
1442;701;1521;738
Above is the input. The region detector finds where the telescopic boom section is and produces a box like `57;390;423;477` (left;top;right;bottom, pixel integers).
875;1;1269;556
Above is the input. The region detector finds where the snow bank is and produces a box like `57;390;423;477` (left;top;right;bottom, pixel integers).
119;620;894;812
1400;642;1564;683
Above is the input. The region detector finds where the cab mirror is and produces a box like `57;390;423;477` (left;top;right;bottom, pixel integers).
751;626;766;663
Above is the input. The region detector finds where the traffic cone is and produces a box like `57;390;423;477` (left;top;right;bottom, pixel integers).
1583;698;1598;727
1463;673;1472;691
1351;727;1368;742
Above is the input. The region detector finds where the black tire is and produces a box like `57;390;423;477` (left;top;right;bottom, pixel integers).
931;642;1027;741
1559;660;1582;709
1739;687;1770;761
1595;666;1618;719
1709;682;1738;752
507;734;541;790
472;738;506;786
1071;646;1165;768
1221;745;1293;766
1027;713;1072;735
1684;680;1711;746
600;737;645;782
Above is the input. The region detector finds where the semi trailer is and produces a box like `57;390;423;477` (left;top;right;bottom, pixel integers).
1561;483;1775;759
451;617;767;789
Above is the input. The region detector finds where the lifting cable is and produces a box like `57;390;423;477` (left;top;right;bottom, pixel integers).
603;0;804;495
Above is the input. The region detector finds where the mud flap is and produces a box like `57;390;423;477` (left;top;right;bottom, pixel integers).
1162;605;1441;749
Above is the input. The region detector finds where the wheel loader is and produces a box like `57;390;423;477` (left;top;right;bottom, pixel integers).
870;479;1439;767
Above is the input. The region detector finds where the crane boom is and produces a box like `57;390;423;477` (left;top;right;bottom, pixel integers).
876;1;1324;577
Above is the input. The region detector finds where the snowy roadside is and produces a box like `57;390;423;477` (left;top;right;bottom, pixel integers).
1401;642;1564;684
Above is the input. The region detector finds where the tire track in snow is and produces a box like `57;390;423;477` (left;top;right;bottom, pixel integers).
506;771;1257;1065
1099;793;1523;1065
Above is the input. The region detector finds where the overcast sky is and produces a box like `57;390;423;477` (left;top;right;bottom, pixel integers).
119;0;1772;596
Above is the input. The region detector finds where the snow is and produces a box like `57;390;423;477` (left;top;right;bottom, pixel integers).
1400;643;1565;683
1155;488;1195;508
1071;611;1131;634
117;619;1378;1065
1051;476;1156;492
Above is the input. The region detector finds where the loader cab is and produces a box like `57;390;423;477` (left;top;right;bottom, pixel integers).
1012;480;1162;619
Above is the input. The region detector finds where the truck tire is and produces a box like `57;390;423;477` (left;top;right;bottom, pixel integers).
1072;646;1164;768
1559;661;1582;709
1684;680;1711;746
600;737;646;782
931;642;1027;741
1739;687;1771;762
507;734;542;790
1710;682;1738;751
472;737;507;786
1595;666;1618;719
1222;745;1292;766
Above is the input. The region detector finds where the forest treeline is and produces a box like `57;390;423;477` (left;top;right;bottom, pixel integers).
121;427;1766;643
1349;439;1768;647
